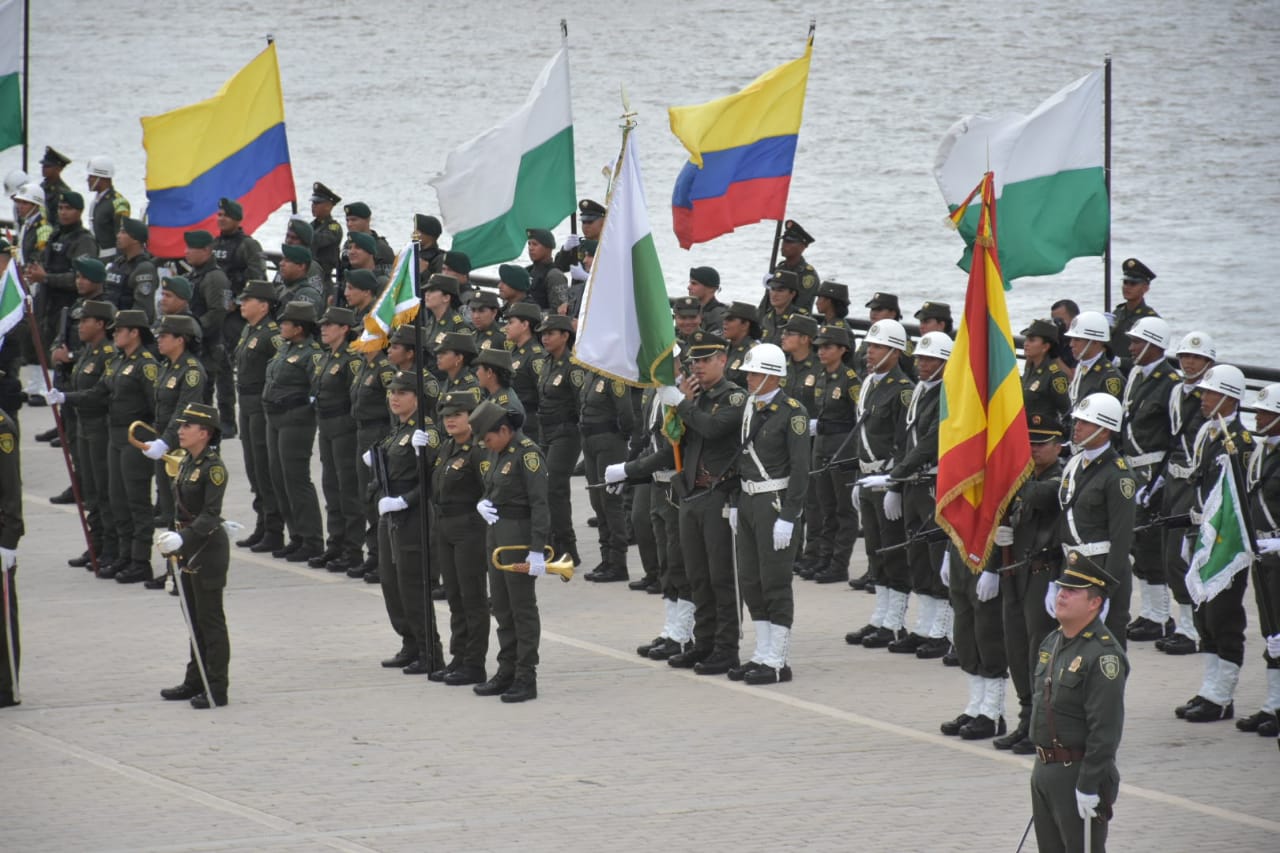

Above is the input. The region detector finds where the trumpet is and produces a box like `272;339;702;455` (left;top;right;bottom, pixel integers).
491;546;574;582
127;420;187;478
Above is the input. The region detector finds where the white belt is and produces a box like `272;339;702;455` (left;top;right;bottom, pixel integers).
861;459;889;473
1063;541;1110;558
1168;462;1195;480
1126;452;1163;468
652;470;675;483
1259;529;1280;539
1189;510;1203;525
741;477;789;495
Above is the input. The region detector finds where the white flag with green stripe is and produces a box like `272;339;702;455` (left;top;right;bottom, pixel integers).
428;43;575;269
573;131;675;386
1186;454;1254;604
355;242;417;352
0;263;25;346
0;0;21;151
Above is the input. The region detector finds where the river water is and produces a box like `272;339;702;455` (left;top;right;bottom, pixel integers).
12;0;1279;365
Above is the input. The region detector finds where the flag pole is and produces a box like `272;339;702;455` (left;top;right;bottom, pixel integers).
20;0;29;171
409;243;436;675
766;21;815;282
266;33;299;217
1102;54;1112;312
562;19;577;236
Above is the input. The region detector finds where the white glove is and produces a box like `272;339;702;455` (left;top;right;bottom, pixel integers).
658;385;684;407
940;551;951;588
308;396;316;405
43;387;65;405
362;449;373;467
143;439;169;460
378;495;408;515
476;499;499;525
994;525;1014;547
222;520;245;536
1044;585;1058;618
569;263;589;282
1256;537;1280;555
772;519;794;551
155;530;183;555
525;551;546;577
883;491;903;521
808;418;817;436
0;547;15;571
1075;789;1100;820
563;233;581;250
860;474;891;490
604;462;628;484
411;429;432;449
976;571;1000;602
1137;475;1164;508
727;507;738;532
1265;633;1280;658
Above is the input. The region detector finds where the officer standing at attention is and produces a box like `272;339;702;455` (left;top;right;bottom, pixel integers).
1241;383;1280;739
1057;393;1136;644
475;348;524;421
1019;319;1072;424
553;199;605;277
851;293;903;378
212;199;265;429
309;182;344;284
181;230;232;428
435;331;480;403
385;325;442;421
38;146;72;208
846;320;915;648
773;219;819;313
105;218;158;320
341;202;395;279
428;389;491;686
726;343;810;685
85;156;129;261
142;314;207;542
687;266;727;334
1030;560;1128;853
1108;258;1159;374
722;302;761;389
913;301;953;336
155;403;233;709
310;307;364;572
812;281;851;330
759;270;806;343
535;314;584;565
342;269;379;328
779;315;821;556
262;302;325;563
503;302;547;442
414;214;445;278
471;400;549;703
1064;312;1124;408
27;192;96;357
0;405;22;709
470;291;506;351
275;244;325;319
524;228;569;313
232;281;284;555
579;366;634;583
349;329;397;581
419;275;471;376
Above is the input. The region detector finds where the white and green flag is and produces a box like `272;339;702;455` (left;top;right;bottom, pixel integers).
934;70;1108;281
1186;454;1254;605
0;263;25;346
355;242;418;352
573;132;674;386
0;0;22;151
428;43;575;269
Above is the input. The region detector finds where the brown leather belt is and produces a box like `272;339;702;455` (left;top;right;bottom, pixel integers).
1036;745;1085;764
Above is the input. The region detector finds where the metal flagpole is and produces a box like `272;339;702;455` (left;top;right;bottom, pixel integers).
265;34;298;217
1102;55;1112;312
410;242;437;675
20;0;29;171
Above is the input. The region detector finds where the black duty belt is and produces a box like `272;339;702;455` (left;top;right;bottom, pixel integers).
386;480;417;495
317;402;353;418
495;504;532;519
579;421;619;437
438;503;482;518
263;392;309;414
817;421;854;435
1035;746;1085;764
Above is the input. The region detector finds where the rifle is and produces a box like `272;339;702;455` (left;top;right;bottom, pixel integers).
997;546;1061;575
876;525;949;555
808;407;873;476
1131;512;1193;536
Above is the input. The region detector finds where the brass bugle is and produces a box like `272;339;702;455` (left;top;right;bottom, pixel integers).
491;545;574;582
127;419;158;451
127;420;187;477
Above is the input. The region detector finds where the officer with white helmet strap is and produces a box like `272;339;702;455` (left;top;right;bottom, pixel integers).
11;183;48;267
1064;311;1124;407
1120;317;1181;643
1054;393;1136;646
1239;383;1280;738
85;155;130;261
845;319;916;649
1175;365;1255;723
724;343;810;685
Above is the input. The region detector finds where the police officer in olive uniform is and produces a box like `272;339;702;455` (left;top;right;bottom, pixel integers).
553;199;605;276
727;343;810;685
181;230;233;427
722;301;761;389
156;402;233;709
1118;318;1180;642
779;315;821;558
853;292;904;378
263;302;325;562
29;191;96;359
1058;393;1136;645
773;219;819;313
429;389;491;686
1064;311;1124;409
470;291;506;351
371;371;443;675
212;199;265;430
579;367;634;582
385;324;442;421
1242;383;1280;738
503;302;547;443
0;405;22;708
105;218;158;320
275;243;325;319
47;257;109;494
1109;258;1159;374
475;348;524;419
283;219;331;300
471;400;550;703
342;269;380;329
687;266;727;334
414;214;445;278
341;202;395;279
846;320;915;647
1020;319;1072;424
350;332;397;580
39;146;72;209
1030;560;1128;853
799;325;861;584
525;228;569;312
85;156;129;261
996;410;1066;754
813;280;851;330
143;314;207;547
233;281;284;554
435;331;480;405
309;182;344;282
311;307;364;572
535;314;584;565
759;270;807;343
420;274;471;375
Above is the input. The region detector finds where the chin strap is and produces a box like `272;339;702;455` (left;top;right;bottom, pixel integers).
1070;425;1106;456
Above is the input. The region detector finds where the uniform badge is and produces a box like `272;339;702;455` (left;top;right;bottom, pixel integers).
427;430;440;448
1105;377;1122;395
1038;650;1050;664
804;374;815;386
1029;380;1040;392
83;362;95;374
512;360;522;370
186;371;200;388
166;376;178;389
1052;376;1068;394
480;340;491;350
189;468;201;483
523;451;541;472
138;281;154;296
730;359;741;370
364;374;376;386
1068;655;1082;673
287;355;299;364
533;359;547;376
210;465;226;486
123;365;134;375
0;434;12;454
899;388;912;406
434;332;445;345
612;380;625;397
480;460;491;475
330;363;341;375
729;391;746;407
571;370;585;387
552;374;562;387
595;380;605;393
831;386;841;400
450;457;466;470
248;337;258;349
501;461;512;474
312;352;323;366
399;434;410;446
143;364;158;381
1119;478;1136;500
350;361;360;375
790;415;807;435
1100;654;1121;680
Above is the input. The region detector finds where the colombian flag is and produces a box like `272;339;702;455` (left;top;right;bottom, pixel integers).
141;44;295;258
668;40;812;250
936;172;1033;573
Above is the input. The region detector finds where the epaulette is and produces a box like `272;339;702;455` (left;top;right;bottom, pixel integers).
1048;363;1061;373
451;314;462;324
1115;458;1128;470
846;368;857;379
787;398;799;408
141;350;156;360
328;222;340;232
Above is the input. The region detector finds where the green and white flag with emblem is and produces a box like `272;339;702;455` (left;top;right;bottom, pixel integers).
0;262;25;346
356;242;417;353
1186;454;1254;605
0;0;21;151
573;131;675;386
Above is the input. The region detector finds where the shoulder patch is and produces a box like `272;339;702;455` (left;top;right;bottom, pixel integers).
523;451;541;472
728;391;746;407
479;459;491;475
570;369;585;387
1105;376;1123;396
790;414;807;435
846;368;857;379
787;398;799;408
0;434;13;454
1052;375;1068;394
899;388;912;406
209;465;227;486
1048;362;1061;373
1119;478;1136;500
142;363;158;381
185;370;201;388
611;380;625;397
427;429;440;449
1099;654;1121;680
1115;458;1128;470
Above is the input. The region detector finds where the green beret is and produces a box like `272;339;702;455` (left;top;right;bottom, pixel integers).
73;256;107;283
526;228;555;249
287;218;314;244
278;301;318;325
157;314;202;340
344;269;379;292
474;347;513;372
120;217;148;243
349;231;376;254
162;275;194;301
443;251;472;275
469;399;510;436
415;214;442;238
281;243;312;265
60;191;85;210
183;230;214;249
537;314;574;335
218;197;244;220
175;402;220;429
439;389;480;416
320;306;356;327
498;264;530;292
424;274;460;297
506;302;543;325
689;266;720;289
387;371;418;393
344;201;372;220
79;300;116;325
239;280;278;304
436;331;478;356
